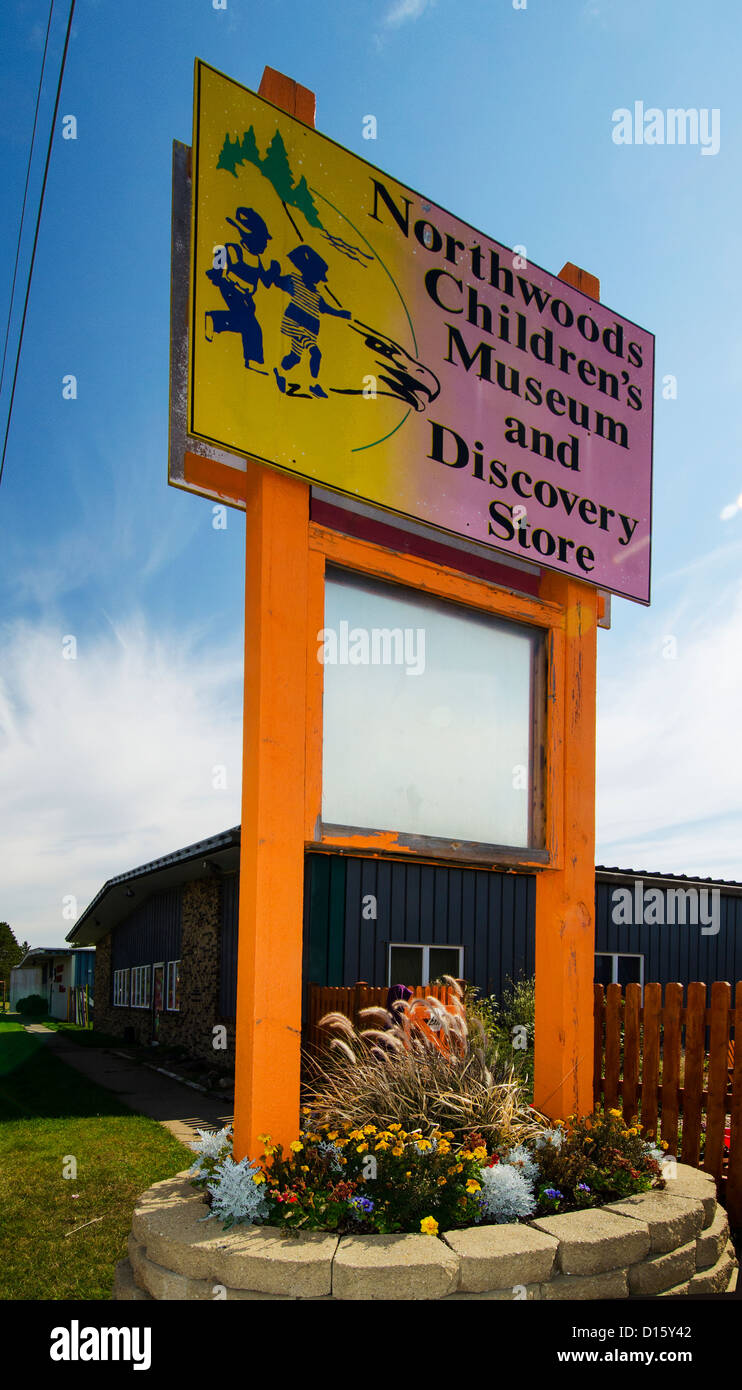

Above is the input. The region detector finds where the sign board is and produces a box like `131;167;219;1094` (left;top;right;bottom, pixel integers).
186;61;654;602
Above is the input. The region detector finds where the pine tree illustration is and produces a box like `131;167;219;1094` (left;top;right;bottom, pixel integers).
291;174;322;228
239;126;262;168
216;133;242;177
260;130;295;202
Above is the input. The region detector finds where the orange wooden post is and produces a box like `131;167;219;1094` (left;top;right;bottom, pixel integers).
533;257;600;1122
231;68;317;1163
232;462;310;1160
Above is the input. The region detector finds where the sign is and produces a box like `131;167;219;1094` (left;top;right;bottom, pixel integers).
187;61;654;602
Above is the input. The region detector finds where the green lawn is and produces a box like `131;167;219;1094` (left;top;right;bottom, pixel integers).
16;1015;123;1048
0;1019;189;1300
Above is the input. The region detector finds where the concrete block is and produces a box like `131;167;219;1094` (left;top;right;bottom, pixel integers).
443;1223;558;1292
605;1191;703;1254
541;1268;629;1300
333;1233;459;1301
688;1241;737;1295
628;1241;697;1296
113;1257;153;1301
446;1282;541;1300
695;1205;730;1270
662;1165;717;1227
209;1228;339;1298
529;1208;650;1276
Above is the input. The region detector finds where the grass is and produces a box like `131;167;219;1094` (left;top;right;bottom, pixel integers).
0;1018;189;1300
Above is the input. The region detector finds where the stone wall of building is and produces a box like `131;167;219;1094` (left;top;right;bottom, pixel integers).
92;879;236;1071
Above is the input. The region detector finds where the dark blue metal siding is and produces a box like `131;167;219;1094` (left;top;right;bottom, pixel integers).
304;852;536;997
72;951;95;988
595;880;742;995
111;890;181;971
219;874;239;1019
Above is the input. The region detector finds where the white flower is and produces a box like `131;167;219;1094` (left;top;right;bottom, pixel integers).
477;1164;536;1224
501;1143;540;1183
534;1126;564;1151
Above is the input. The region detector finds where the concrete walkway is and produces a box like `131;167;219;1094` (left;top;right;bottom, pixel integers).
26;1027;233;1148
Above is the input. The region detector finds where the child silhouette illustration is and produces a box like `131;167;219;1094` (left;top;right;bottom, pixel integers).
271;245;350;398
205;207;280;370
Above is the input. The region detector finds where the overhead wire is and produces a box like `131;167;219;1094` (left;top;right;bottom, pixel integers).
0;0;77;490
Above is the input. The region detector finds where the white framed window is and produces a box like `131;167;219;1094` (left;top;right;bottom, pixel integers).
388;943;463;988
131;964;151;1009
166;960;181;1012
113;968;130;1007
595;953;644;990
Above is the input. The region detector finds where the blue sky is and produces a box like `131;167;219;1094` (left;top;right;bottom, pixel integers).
2;0;741;947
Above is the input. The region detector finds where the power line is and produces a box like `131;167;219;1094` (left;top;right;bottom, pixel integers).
0;0;56;401
0;0;76;491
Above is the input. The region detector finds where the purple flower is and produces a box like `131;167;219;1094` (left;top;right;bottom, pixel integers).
577;1183;591;1192
544;1187;563;1200
349;1196;374;1214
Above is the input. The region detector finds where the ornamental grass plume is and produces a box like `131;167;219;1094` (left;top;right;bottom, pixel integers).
304;977;539;1150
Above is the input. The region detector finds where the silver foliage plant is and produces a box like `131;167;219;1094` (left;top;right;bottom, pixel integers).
205;1155;270;1229
188;1124;233;1185
476;1162;537;1224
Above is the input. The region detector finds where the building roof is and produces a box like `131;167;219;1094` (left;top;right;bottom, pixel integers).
596;865;742;896
65;829;742;948
14;946;94;970
65;826;241;946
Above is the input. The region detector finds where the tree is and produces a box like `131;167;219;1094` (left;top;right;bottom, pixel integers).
291;174;322;228
260;131;295;202
0;922;29;987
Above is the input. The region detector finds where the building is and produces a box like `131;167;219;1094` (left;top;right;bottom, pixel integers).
66;827;742;1061
10;946;95;1018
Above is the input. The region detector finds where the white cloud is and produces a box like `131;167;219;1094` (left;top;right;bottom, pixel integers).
0;618;243;948
383;0;435;28
597;579;742;879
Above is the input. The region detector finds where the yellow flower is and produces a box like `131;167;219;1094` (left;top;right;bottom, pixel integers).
392;1146;404;1157
327;1131;339;1141
363;1124;377;1135
437;1141;451;1155
466;1180;481;1194
356;1143;368;1154
443;1132;454;1140
460;1149;473;1160
300;1165;309;1172
257;1134;272;1147
420;1216;439;1236
375;1140;390;1152
388;1123;402;1132
452;1163;464;1174
609;1108;622;1119
252;1173;266;1184
437;1176;447;1186
290;1140;303;1153
405;1171;412;1178
416;1138;432;1151
473;1146;487;1162
349;1130;364;1142
660;1140;669;1150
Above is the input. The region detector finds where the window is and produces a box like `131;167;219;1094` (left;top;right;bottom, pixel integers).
321;568;542;850
166;960;181;1012
113;969;130;1006
131;964;151;1009
388;943;463;988
595;954;644;989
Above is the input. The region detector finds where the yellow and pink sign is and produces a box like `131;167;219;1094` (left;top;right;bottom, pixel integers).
188;61;654;603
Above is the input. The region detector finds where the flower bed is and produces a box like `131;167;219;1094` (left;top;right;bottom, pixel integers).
182;1107;667;1236
115;1161;737;1301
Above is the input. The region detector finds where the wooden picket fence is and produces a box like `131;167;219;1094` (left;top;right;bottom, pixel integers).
594;981;742;1226
306;981;455;1056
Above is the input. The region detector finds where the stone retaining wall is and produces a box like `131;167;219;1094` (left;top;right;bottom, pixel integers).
114;1162;737;1301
